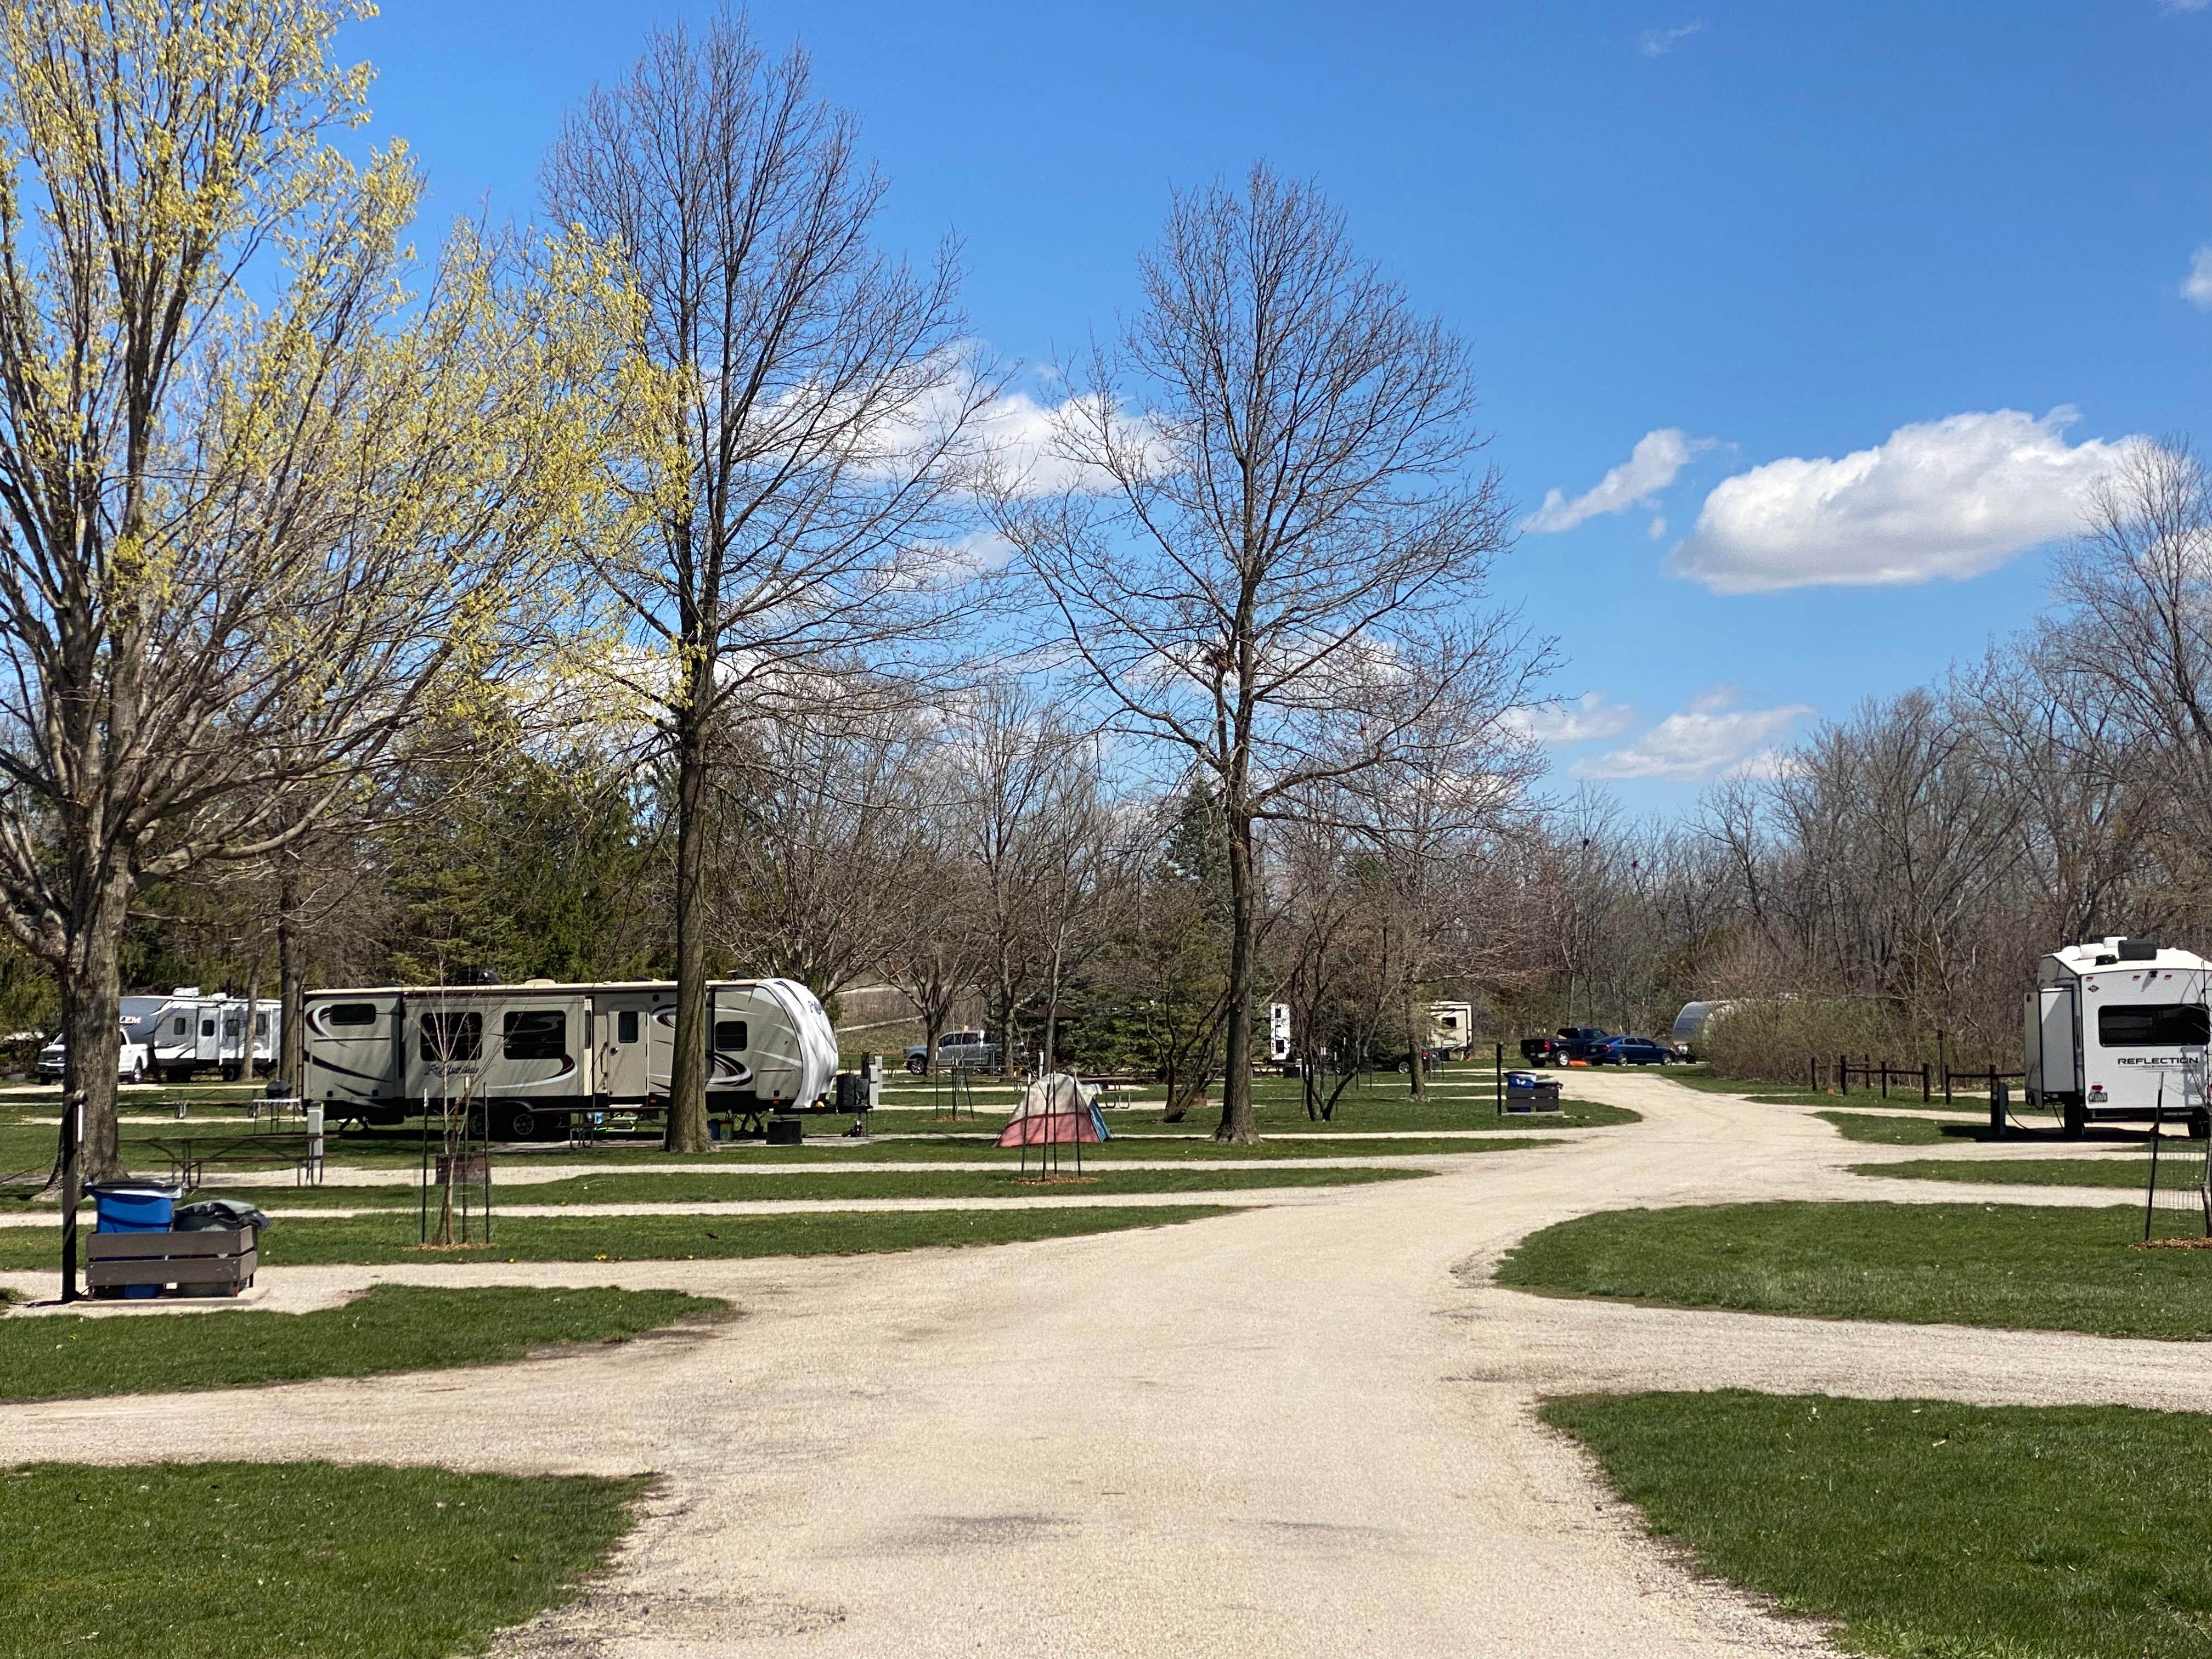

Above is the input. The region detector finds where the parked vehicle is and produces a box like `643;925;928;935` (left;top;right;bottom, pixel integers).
1426;1002;1474;1060
905;1029;1002;1075
1669;1000;1737;1060
2025;936;2212;1138
40;990;278;1084
123;989;280;1082
1519;1026;1611;1066
37;1022;154;1084
301;976;838;1140
1589;1035;1675;1066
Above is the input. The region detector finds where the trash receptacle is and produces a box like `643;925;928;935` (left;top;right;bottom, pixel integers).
85;1180;181;1300
86;1179;180;1233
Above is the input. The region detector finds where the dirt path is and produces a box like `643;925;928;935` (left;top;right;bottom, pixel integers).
5;1071;2198;1657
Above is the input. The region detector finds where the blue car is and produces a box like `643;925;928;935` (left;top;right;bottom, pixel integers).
1591;1035;1675;1066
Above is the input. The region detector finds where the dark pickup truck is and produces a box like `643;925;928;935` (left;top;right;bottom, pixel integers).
1520;1026;1611;1066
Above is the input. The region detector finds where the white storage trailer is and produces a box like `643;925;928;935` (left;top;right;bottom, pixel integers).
2025;937;2211;1138
301;977;838;1139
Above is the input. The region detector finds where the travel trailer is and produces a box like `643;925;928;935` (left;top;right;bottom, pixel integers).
300;977;839;1139
1427;1002;1475;1060
38;989;279;1084
2024;938;2211;1138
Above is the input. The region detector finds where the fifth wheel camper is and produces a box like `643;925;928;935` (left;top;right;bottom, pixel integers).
2024;937;2211;1138
301;977;838;1140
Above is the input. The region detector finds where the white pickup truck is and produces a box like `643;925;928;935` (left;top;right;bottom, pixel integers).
36;1023;155;1085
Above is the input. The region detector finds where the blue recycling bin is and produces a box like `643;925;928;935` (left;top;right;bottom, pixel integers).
86;1181;181;1299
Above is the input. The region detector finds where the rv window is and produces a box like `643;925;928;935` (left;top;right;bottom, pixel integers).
713;1019;748;1051
617;1009;639;1045
503;1010;566;1060
327;1004;376;1028
2098;1003;2211;1046
200;1020;215;1037
223;1016;242;1038
254;1013;269;1037
170;1016;188;1037
418;1011;483;1063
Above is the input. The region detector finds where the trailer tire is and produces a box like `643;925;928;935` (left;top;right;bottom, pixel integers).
2063;1102;2088;1139
499;1104;538;1142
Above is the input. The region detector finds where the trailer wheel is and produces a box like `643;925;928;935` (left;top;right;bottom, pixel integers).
499;1104;538;1141
2062;1102;2087;1139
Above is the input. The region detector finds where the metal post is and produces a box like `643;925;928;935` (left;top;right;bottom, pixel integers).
1494;1043;1503;1119
1921;1062;1930;1103
1838;1054;1848;1098
1990;1079;2008;1142
58;1089;82;1304
1938;1029;1949;1104
2145;1108;2160;1241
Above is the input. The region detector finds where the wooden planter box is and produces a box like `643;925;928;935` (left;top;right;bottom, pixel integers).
85;1228;257;1297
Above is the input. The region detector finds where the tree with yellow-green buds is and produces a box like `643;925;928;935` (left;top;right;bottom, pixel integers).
0;0;635;1183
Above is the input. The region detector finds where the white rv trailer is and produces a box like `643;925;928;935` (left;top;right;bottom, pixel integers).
301;977;839;1140
2024;937;2211;1138
1427;1002;1474;1059
37;989;280;1084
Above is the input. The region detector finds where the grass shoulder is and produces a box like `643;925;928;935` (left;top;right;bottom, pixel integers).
0;1284;726;1404
0;1203;1242;1272
1855;1156;2149;1189
0;1460;644;1659
1546;1391;2212;1659
1498;1199;2212;1339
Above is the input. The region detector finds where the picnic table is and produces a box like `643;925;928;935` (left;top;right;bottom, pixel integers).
121;1130;323;1189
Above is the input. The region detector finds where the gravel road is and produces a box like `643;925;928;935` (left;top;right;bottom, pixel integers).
6;1070;2202;1657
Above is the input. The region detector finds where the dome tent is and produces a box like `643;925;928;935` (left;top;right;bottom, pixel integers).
996;1072;1111;1147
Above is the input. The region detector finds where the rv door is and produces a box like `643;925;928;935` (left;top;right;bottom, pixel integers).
2029;984;2080;1105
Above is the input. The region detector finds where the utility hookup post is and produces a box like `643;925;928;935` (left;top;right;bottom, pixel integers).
1989;1080;2008;1141
58;1088;82;1304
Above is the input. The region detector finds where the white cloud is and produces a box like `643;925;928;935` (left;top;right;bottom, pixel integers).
2184;246;2212;310
2159;0;2207;13
1640;20;1704;54
1668;407;2141;595
1504;691;1636;746
1646;515;1667;540
1572;691;1813;783
1525;428;1722;534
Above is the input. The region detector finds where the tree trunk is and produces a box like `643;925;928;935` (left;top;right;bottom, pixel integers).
1404;977;1427;1101
665;701;712;1153
278;870;306;1097
60;881;131;1182
1215;808;1258;1144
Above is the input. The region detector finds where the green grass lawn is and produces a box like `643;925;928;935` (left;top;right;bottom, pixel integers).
1666;1069;1988;1114
1816;1109;1987;1145
170;1162;1438;1211
1547;1391;2212;1659
1859;1156;2154;1189
0;1460;645;1658
0;1203;1241;1271
1497;1199;2212;1339
0;1284;725;1403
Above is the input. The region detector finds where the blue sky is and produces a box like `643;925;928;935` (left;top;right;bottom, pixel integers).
353;0;2212;814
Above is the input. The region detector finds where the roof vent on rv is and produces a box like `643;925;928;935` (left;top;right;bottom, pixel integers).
521;978;556;988
172;986;200;997
2117;936;2159;962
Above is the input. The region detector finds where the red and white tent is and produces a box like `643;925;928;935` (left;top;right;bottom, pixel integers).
996;1072;1111;1147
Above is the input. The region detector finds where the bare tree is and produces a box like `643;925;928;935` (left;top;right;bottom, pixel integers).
544;12;995;1150
704;705;924;997
0;0;623;1179
994;167;1526;1140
